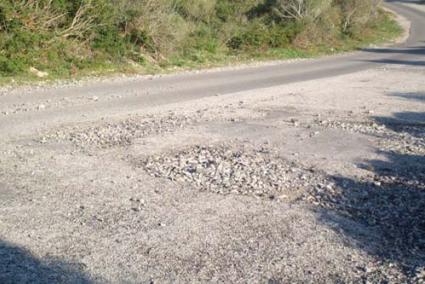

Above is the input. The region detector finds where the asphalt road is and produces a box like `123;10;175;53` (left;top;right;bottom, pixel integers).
0;0;423;140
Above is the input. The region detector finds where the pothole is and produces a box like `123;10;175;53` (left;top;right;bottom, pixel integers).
137;142;328;199
312;118;425;155
39;112;206;149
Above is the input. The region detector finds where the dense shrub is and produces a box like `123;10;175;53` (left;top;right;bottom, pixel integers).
0;0;390;77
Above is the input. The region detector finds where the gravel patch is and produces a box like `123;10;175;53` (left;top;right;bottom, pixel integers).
314;118;387;134
40;112;206;149
138;142;328;199
311;118;425;155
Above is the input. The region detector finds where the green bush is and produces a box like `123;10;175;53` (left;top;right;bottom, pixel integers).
176;0;217;21
0;0;396;78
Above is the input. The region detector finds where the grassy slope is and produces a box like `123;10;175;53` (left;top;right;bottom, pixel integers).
159;11;402;70
0;5;402;85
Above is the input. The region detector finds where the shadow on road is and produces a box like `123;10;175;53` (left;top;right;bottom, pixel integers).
389;91;425;102
365;59;425;66
387;0;425;4
331;150;424;253
374;111;425;138
315;102;425;277
363;46;425;55
361;44;425;67
376;92;425;138
0;240;92;284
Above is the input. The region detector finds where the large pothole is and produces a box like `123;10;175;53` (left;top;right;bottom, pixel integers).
137;142;328;199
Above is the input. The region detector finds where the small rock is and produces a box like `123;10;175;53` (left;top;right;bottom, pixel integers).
29;67;48;78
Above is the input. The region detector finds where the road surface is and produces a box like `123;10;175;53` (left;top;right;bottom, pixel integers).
0;1;423;140
0;1;424;283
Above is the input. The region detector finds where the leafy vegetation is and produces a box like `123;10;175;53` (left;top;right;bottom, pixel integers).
0;0;401;80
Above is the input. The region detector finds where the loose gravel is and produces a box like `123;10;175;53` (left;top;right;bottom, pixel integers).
40;112;205;149
312;118;425;155
138;142;328;199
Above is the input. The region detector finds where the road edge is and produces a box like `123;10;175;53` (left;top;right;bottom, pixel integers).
382;5;411;45
0;4;411;93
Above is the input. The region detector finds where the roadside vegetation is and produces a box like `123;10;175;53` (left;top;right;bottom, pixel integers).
0;0;402;82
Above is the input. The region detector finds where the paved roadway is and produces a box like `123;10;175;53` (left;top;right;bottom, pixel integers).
0;0;423;140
